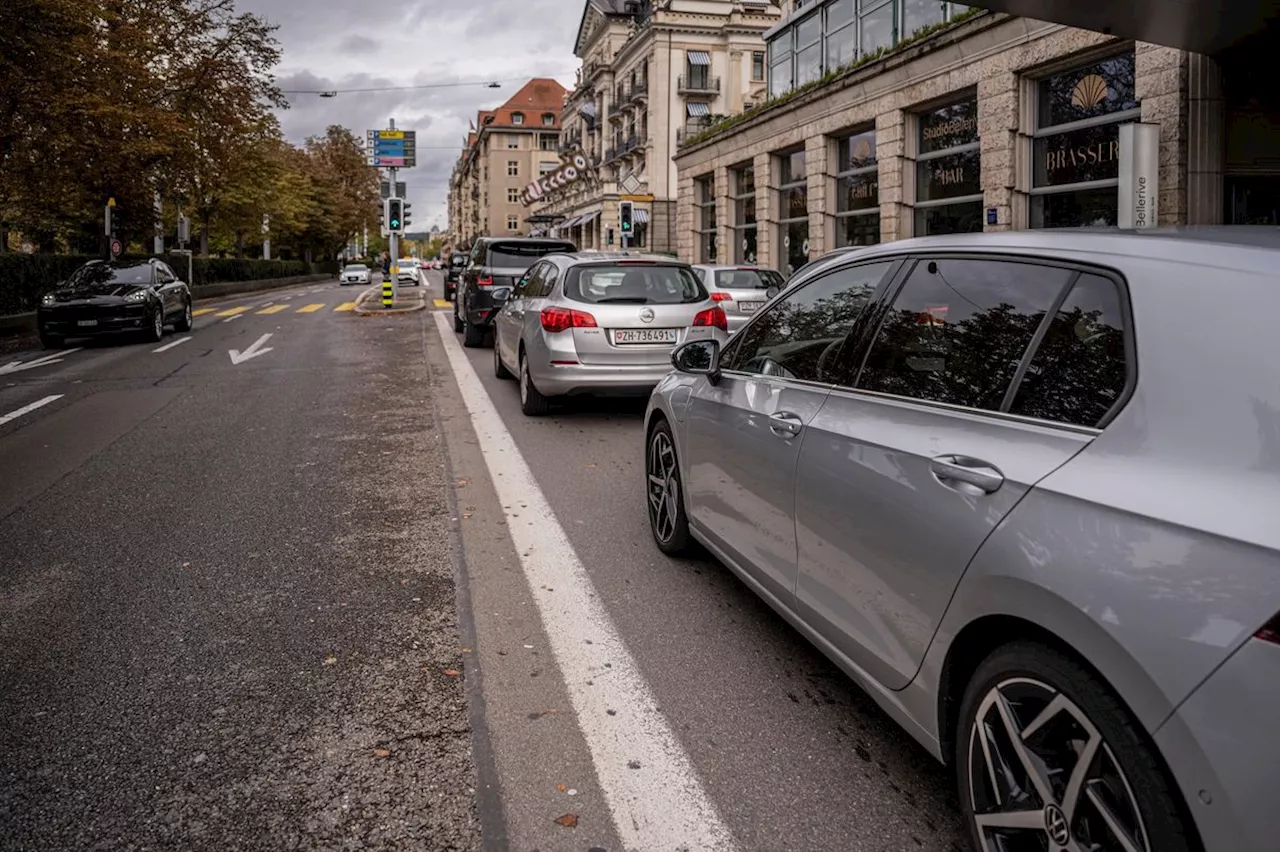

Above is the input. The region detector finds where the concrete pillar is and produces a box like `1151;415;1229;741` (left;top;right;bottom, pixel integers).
753;152;772;268
978;71;1019;231
1185;53;1225;224
804;134;828;261
876;111;908;241
1135;43;1189;225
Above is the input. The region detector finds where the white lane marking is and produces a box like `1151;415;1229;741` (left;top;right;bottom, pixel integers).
0;347;84;376
432;312;738;852
153;336;192;353
223;314;241;323
0;394;64;426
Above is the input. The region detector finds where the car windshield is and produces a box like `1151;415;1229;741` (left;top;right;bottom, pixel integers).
712;268;784;290
343;265;368;272
565;264;707;305
66;263;151;286
488;242;574;268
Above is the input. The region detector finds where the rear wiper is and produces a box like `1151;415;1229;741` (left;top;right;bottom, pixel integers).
594;297;649;304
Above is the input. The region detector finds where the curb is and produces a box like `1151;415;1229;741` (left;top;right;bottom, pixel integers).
353;283;427;316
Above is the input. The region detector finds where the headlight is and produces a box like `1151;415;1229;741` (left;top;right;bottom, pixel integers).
41;293;56;306
124;291;149;302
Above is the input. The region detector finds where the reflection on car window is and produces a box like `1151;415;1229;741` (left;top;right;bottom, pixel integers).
69;263;152;285
1009;273;1128;427
727;261;892;383
856;258;1073;411
564;265;706;305
713;269;781;290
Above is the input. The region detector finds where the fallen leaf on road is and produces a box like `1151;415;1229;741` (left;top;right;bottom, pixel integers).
553;813;578;828
456;477;470;487
582;463;597;469
373;748;391;758
557;784;567;792
444;669;460;676
323;655;338;666
460;647;472;653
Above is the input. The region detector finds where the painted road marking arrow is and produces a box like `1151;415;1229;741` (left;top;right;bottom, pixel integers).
228;333;274;365
0;347;84;376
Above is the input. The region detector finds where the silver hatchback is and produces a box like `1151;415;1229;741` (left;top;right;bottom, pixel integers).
646;228;1280;852
691;264;787;334
493;253;728;415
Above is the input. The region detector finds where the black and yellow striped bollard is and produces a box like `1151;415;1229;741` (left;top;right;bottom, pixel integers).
382;276;394;308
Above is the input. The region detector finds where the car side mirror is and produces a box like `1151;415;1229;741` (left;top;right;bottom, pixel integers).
671;339;721;384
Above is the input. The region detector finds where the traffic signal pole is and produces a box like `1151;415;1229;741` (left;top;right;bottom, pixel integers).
387;119;399;304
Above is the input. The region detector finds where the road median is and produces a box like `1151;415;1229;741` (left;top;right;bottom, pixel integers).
353;282;427;315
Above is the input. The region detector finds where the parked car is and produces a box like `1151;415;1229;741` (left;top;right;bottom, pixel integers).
339;263;371;286
645;227;1280;852
37;258;193;348
454;237;576;348
690;264;787;334
444;252;468;301
493;253;727;416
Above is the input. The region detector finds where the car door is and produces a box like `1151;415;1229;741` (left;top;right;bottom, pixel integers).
684;259;899;607
157;263;182;317
793;254;1104;690
500;262;545;366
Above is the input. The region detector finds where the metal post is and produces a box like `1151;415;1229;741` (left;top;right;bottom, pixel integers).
388;118;399;304
153;190;164;255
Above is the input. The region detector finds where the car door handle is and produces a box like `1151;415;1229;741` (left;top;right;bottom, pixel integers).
929;455;1004;494
767;411;803;438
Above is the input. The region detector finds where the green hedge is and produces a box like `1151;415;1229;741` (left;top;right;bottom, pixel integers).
0;253;330;315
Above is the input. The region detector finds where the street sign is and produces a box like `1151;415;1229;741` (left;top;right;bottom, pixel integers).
110;238;122;258
365;129;417;168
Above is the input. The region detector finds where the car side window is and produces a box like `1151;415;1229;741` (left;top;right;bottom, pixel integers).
855;257;1074;411
517;262;544;298
1008;272;1129;428
724;260;894;384
538;266;559;298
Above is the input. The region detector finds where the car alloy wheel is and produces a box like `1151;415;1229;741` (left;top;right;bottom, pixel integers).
150;307;164;341
647;430;680;545
964;675;1153;852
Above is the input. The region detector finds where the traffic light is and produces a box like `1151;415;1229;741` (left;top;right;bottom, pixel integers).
387;198;404;234
619;200;633;234
402;202;412;230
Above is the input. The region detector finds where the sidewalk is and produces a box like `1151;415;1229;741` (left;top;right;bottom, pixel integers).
353;282;428;316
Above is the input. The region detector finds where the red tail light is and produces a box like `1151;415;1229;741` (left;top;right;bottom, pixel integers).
477;275;493;286
540;306;597;333
693;306;728;331
709;291;732;301
1255;613;1280;645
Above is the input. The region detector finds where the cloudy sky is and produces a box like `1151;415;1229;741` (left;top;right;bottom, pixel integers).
244;0;584;234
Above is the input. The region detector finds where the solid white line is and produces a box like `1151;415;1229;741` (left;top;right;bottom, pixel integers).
431;312;737;852
153;336;192;353
0;394;64;427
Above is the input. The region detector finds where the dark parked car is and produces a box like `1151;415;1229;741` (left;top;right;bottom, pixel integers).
444;252;468;301
454;237;576;347
37;259;193;348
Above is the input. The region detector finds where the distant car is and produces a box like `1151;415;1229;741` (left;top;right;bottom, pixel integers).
689;265;787;334
340;263;371;285
37;258;193;348
396;260;419;287
455;237;576;348
492;252;727;415
444;252;468;301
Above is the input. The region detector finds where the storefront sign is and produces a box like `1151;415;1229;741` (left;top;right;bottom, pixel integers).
521;151;592;206
918;150;981;201
919;100;978;154
1118;123;1159;229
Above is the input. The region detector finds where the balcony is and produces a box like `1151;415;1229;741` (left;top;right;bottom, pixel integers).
608;100;627;120
677;74;720;94
628;81;648;102
676;122;712;146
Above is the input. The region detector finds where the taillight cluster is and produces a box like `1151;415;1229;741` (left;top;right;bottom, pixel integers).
1255;613;1280;646
693;306;728;332
709;292;732;302
541;306;598;333
477;275;494;286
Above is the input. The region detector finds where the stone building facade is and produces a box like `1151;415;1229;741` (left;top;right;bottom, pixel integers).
673;9;1197;271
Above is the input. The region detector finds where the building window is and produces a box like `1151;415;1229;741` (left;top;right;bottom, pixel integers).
507;135;520;149
915;96;983;235
507;160;519;176
752;51;765;81
859;0;895;56
1030;52;1140;228
508;188;521;203
795;13;823;86
731;164;758;264
834;128;880;246
826;0;857;70
507;215;520;230
768;36;791;98
776;149;809;274
540;134;557;150
539;161;557;175
902;0;949;38
543;113;556;126
694;174;717;263
685;50;711;90
512;112;524;125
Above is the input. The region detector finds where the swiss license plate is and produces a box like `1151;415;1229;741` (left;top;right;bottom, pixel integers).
613;328;677;344
739;301;764;313
77;319;98;327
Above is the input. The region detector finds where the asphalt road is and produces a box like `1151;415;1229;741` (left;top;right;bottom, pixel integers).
0;273;481;850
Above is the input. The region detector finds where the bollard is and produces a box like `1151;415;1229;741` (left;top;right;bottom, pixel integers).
382;278;393;308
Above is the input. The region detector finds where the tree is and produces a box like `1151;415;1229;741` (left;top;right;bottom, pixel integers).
297;126;381;260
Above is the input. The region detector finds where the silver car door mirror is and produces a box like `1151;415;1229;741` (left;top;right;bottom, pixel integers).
671;339;721;384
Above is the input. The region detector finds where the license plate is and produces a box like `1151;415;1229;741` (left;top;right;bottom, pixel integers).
739;301;763;313
613;328;678;344
77;319;98;327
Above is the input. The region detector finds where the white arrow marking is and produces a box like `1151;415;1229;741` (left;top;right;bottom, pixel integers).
0;394;63;426
0;347;84;376
153;336;192;353
228;333;274;365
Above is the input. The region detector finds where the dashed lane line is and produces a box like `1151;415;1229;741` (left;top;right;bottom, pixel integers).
296;303;325;313
0;394;64;427
431;312;738;852
334;302;357;312
192;308;217;317
215;306;249;317
153;336;192;353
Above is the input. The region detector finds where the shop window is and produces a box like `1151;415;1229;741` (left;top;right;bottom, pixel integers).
834;128;880;247
776;148;809;275
826;0;857;70
695;174;718;263
796;12;823;86
1030;52;1140;228
915;97;983;235
731;164;758;264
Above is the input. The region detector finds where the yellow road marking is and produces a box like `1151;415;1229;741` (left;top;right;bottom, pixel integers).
334;302;357;311
296;303;325;313
192;307;217;317
433;299;452;308
257;305;288;314
215;306;249;317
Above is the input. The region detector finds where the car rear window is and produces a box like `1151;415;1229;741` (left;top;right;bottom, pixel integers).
564;264;708;305
343;265;368;271
713;268;784;290
487;242;575;267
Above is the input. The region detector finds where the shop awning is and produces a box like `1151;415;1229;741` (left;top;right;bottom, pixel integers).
686;51;711;66
686;101;711;117
562;215;584;228
579;210;600;226
632;209;649;224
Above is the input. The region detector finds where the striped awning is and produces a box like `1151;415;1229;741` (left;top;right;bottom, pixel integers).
686;50;711;66
686;101;711;117
579;210;600;226
632;208;650;224
562;215;583;228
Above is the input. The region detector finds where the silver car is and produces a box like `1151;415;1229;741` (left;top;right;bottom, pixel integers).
339;263;370;286
493;253;728;416
645;227;1280;852
690;264;787;333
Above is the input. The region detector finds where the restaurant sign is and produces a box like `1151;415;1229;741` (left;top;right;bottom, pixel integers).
521;151;592;206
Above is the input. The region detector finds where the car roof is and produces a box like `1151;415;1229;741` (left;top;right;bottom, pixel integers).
551;251;691;267
691;264;778;271
479;236;574;246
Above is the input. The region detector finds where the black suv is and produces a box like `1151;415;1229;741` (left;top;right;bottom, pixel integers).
454;237;576;347
444;252;468;301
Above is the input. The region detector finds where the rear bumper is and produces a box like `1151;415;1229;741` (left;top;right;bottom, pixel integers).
529;359;671;397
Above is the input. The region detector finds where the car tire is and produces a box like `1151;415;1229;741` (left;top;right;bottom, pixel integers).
39;330;63;350
174;300;193;332
518;350;550;417
645;418;694;556
145;306;165;343
453;303;464;334
494;340;513;380
462;314;485;348
956;641;1196;852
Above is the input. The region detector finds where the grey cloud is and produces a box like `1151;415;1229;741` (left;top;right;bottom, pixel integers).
337;35;378;53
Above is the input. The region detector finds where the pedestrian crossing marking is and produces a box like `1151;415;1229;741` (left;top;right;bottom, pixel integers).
335;302;357;311
257;305;288;314
192;308;217;317
433;299;451;308
216;306;249;317
296;303;325;313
